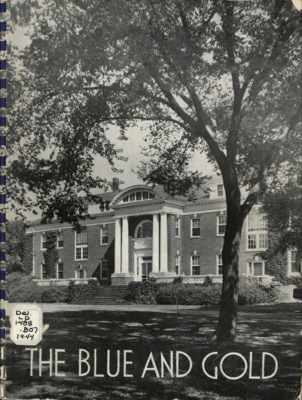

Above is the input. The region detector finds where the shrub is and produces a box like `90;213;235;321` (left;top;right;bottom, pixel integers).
6;272;69;303
278;275;302;287
199;284;222;305
128;278;280;306
156;283;222;305
203;275;214;287
5;272;39;302
40;286;69;303
127;280;158;304
238;277;281;305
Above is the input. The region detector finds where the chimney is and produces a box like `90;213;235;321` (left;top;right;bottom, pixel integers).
112;177;120;191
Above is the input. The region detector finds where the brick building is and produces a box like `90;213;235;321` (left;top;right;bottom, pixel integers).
27;177;299;286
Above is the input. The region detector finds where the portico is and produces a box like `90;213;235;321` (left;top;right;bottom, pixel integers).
111;212;171;285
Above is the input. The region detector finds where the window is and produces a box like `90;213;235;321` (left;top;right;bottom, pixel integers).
217;254;223;275
175;217;180;237
100;260;109;279
41;234;47;250
123;191;155;202
41;264;47;279
57;263;64;279
99;201;106;212
248;234;257;249
217;214;227;235
217;184;224;197
248;213;267;231
289;250;302;273
175;254;180;275
191;256;200;275
247;213;268;250
75;229;88;260
191;218;201;237
57;232;64;248
136;221;153;238
100;226;109;245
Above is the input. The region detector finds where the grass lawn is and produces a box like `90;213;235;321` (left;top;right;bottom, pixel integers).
6;303;301;400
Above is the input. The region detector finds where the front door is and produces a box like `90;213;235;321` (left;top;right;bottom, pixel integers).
141;261;152;281
140;256;152;281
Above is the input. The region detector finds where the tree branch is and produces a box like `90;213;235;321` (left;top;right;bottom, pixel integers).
146;63;198;129
222;1;246;162
241;102;302;218
241;14;299;115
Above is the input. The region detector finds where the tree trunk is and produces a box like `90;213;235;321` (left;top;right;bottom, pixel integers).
214;176;243;341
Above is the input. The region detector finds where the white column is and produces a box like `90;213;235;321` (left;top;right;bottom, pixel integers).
152;214;160;273
160;213;168;272
114;218;122;273
122;217;129;273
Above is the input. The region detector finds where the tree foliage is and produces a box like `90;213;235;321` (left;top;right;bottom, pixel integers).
6;220;33;274
10;0;301;221
262;164;302;256
9;0;302;340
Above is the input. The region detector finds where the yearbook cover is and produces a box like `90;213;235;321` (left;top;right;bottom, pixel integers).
5;0;302;399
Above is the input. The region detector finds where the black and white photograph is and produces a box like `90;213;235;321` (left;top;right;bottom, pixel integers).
5;0;302;399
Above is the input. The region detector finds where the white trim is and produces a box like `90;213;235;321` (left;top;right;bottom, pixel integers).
40;233;47;251
41;263;46;279
75;266;87;279
217;184;225;198
100;260;109;280
56;262;64;279
74;230;88;261
100;225;109;246
183;208;225;216
57;231;64;249
160;213;168;272
31;221;115;233
246;213;268;251
115;205;184;218
134;219;153;239
216;213;226;236
134;250;152;281
111;185;165;204
216;254;223;275
190;218;201;238
246;261;266;276
175;217;181;238
191;255;200;275
175;253;181;275
287;249;302;275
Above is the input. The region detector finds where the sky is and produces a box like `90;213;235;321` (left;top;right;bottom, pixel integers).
7;7;216;221
93;125;214;190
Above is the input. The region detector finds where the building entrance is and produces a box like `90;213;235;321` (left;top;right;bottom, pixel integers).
141;256;152;281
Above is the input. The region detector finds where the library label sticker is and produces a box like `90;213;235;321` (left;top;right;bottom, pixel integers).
10;304;43;346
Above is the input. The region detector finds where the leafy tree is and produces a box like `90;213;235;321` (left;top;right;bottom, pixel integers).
263;160;302;253
261;163;302;277
9;0;301;340
43;232;59;278
6;220;33;274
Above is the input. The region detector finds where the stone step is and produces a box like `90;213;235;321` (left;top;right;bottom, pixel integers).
276;285;300;303
76;298;130;305
73;285;129;304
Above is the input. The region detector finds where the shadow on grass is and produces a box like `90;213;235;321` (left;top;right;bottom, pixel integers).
6;304;302;400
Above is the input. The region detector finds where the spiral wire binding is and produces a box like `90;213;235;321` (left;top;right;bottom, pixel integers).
0;0;5;398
